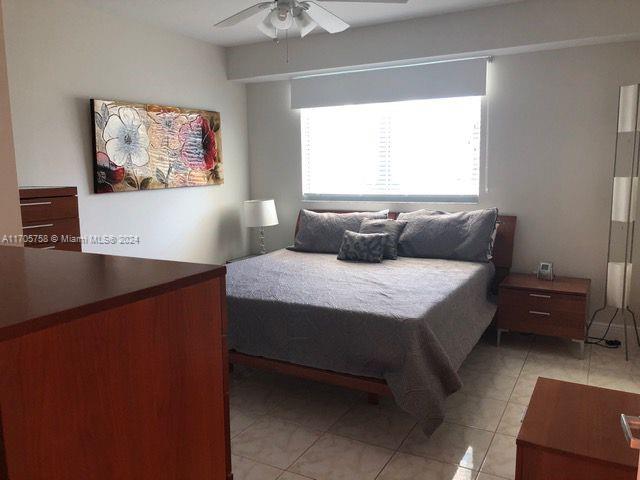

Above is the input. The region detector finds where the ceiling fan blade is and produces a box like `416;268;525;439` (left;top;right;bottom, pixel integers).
302;1;349;34
318;0;408;2
215;2;273;27
295;10;317;38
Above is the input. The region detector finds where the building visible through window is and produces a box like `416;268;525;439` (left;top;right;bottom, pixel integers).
300;96;482;202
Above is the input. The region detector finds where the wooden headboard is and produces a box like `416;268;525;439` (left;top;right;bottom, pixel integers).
294;210;517;285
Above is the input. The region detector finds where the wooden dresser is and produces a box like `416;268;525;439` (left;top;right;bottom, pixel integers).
0;246;232;480
517;378;639;480
19;186;81;251
497;273;590;356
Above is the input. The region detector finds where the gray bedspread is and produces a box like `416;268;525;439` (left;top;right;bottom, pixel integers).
226;249;496;433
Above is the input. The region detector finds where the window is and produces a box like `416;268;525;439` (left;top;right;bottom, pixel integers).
300;96;482;202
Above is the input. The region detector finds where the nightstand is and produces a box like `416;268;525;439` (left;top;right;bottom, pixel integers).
497;273;591;357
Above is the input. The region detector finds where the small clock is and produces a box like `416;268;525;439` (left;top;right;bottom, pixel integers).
537;262;554;281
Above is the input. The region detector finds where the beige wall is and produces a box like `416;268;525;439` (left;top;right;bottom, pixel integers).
0;0;21;240
2;0;250;264
246;41;640;316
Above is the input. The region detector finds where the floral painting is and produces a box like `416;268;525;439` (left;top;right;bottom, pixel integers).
91;99;223;193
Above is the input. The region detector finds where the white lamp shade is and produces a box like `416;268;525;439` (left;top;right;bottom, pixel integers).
244;199;279;228
295;11;316;38
257;12;277;39
607;262;633;308
612;177;638;222
618;84;639;133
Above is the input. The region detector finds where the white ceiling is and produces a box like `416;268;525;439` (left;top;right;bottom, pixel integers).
84;0;523;47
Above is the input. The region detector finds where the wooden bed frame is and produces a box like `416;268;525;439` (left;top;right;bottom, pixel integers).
229;210;517;402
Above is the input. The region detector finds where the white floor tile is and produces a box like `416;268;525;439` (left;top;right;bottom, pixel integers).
378;452;476;480
232;455;283;480
481;434;517;480
231;416;321;469
444;393;507;431
400;422;492;470
290;433;393;480
458;366;518;401
329;401;416;449
496;403;526;437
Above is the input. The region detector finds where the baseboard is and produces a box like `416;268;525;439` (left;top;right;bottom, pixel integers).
588;321;638;342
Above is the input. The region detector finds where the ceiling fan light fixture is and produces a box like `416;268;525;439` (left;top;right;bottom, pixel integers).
268;6;293;30
257;12;277;39
295;10;317;38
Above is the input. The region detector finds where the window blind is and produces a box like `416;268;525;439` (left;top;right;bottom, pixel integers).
291;58;487;109
301;97;482;202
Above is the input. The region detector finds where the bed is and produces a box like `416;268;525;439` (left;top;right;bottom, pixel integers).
226;211;517;433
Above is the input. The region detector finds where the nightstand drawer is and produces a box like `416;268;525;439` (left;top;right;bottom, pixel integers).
497;304;586;339
499;288;586;314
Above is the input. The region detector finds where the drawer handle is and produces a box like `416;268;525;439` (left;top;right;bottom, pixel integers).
529;310;551;317
529;293;551;299
40;246;56;250
20;201;52;207
23;223;54;230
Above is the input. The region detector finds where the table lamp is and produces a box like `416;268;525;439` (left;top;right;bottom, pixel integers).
244;199;279;255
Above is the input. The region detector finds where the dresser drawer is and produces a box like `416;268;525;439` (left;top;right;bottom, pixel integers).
26;242;81;252
20;195;78;223
497;304;586;339
22;218;81;251
499;287;586;314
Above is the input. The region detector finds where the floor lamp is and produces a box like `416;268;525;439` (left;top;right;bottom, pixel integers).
594;84;640;360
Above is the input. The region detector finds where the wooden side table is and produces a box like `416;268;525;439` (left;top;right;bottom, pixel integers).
497;273;590;357
517;378;640;480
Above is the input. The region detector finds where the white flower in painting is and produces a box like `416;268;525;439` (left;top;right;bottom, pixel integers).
103;107;150;167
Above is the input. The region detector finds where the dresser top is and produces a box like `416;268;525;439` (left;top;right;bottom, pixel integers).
500;273;590;296
519;378;640;470
0;246;225;342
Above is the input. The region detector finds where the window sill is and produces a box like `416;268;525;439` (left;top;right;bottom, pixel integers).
302;194;480;204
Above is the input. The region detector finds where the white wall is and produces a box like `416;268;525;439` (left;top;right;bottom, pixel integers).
0;0;21;239
3;0;249;264
228;0;640;81
247;41;640;313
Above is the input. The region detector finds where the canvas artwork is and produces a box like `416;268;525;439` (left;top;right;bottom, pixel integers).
91;99;223;193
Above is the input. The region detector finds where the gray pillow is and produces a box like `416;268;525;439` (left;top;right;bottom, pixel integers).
359;218;407;260
397;209;446;221
337;231;388;263
398;208;498;262
294;209;388;254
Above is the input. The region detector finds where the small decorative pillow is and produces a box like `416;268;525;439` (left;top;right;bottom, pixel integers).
359;218;407;260
294;209;389;254
398;208;498;262
337;231;388;263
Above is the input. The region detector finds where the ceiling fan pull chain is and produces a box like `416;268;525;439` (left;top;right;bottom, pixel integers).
285;28;289;64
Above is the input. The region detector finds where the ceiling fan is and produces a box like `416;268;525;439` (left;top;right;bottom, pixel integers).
215;0;409;40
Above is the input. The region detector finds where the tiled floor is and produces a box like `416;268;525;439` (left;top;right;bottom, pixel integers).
230;329;640;480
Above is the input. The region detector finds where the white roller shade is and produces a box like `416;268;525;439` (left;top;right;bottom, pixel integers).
291;58;487;109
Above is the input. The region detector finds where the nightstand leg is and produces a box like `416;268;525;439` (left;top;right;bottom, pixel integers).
572;339;585;359
497;329;507;347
